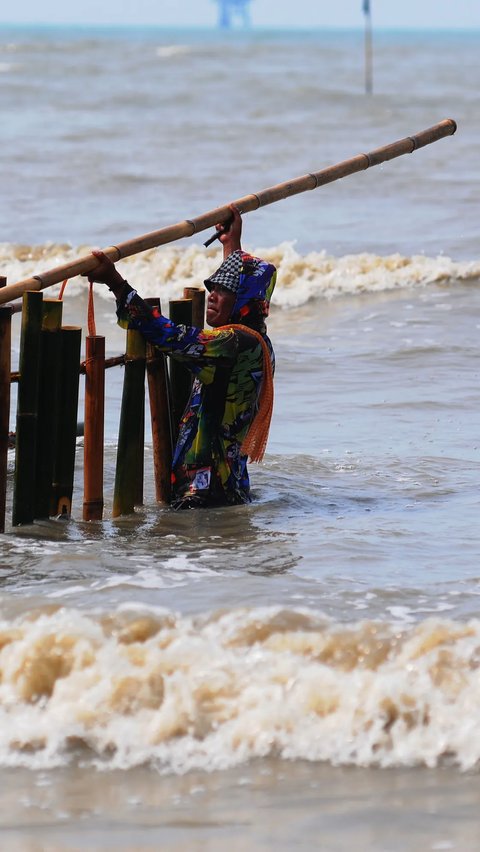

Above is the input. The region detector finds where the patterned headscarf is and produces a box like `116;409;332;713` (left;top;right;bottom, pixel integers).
204;250;276;326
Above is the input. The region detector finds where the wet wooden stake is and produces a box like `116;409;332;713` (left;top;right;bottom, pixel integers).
112;330;146;517
35;299;63;519
145;298;173;504
0;302;12;533
83;335;105;521
12;291;43;526
169;298;193;438
183;286;205;329
50;326;82;517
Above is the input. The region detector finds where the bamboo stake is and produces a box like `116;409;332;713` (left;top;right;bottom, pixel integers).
12;291;43;526
145;298;172;505
112;330;146;517
83;335;105;521
35;299;63;519
0;305;12;533
169;299;193;438
0;119;457;307
184;287;206;328
50;327;82;517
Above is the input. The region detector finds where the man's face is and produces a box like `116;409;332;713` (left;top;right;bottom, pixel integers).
206;284;236;328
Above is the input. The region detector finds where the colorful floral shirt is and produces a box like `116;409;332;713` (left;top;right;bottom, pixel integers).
116;285;274;509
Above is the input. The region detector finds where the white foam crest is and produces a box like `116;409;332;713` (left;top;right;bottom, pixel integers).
0;607;480;773
156;45;191;59
2;241;479;309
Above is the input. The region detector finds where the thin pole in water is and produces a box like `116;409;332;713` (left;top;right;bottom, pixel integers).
363;0;373;95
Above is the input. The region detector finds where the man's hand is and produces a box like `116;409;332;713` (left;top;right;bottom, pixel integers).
216;204;242;259
84;250;126;297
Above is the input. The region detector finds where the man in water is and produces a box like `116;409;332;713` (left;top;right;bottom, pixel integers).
87;206;276;509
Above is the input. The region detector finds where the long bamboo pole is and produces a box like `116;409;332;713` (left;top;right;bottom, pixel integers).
0;119;457;307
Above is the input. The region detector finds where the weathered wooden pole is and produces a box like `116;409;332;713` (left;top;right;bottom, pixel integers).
83;335;105;521
145;298;173;505
0;299;12;534
0;119;457;306
183;286;205;328
112;330;146;517
35;299;63;519
12;291;43;526
169;298;193;437
50;326;82;517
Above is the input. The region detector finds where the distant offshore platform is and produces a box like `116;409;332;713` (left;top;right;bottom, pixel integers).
214;0;251;29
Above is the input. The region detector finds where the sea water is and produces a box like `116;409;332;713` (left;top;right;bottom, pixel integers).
1;24;480;850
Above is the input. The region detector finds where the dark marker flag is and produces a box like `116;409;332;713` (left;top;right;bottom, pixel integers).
363;0;370;14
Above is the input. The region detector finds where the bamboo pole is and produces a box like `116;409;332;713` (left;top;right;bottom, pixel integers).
83;335;105;521
184;287;206;328
112;330;146;517
0;120;457;306
35;299;63;519
145;298;172;505
169;299;193;437
50;327;82;517
0;305;12;533
12;291;43;526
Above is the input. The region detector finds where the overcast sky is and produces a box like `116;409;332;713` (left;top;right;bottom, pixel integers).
0;0;479;29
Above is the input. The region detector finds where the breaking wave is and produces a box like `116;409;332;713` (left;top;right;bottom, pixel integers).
1;241;479;310
0;604;479;773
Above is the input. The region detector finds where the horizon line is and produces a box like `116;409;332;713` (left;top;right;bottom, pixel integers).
0;21;478;32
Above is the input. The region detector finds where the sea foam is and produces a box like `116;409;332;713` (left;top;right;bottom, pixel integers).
0;605;479;772
1;242;479;310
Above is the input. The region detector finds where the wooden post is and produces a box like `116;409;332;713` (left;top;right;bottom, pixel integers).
145;298;173;504
169;298;193;437
35;299;63;519
0;303;12;534
12;291;43;526
183;287;205;329
112;330;146;517
83;335;105;521
50;326;82;517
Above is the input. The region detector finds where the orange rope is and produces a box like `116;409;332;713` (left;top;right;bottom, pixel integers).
220;324;274;463
58;278;68;300
87;281;97;337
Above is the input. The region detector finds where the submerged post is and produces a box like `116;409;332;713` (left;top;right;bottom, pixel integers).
0;303;12;533
35;299;63;519
51;326;82;517
169;298;193;437
183;287;205;329
12;291;43;526
145;298;173;505
112;329;146;517
83;334;105;521
363;0;373;95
